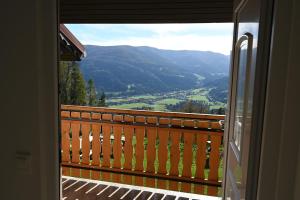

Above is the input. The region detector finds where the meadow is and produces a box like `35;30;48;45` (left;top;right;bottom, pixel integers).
106;88;226;112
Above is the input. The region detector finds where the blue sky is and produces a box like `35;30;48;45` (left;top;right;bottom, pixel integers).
66;24;233;55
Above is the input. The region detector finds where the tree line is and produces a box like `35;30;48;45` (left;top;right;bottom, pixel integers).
166;100;225;115
59;61;106;106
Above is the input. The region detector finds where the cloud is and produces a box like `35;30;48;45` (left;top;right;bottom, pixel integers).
66;24;233;55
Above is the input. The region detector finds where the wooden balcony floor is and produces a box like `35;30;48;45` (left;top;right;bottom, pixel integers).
62;176;221;200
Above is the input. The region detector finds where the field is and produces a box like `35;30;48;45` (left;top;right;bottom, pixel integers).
106;88;226;112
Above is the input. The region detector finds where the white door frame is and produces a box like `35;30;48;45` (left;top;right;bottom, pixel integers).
222;0;275;198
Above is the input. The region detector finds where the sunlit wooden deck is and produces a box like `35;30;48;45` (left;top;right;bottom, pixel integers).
62;176;221;200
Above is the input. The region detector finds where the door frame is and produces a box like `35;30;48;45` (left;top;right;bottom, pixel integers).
257;0;300;199
222;0;275;199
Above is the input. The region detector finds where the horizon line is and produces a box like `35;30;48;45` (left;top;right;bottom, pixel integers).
83;44;231;55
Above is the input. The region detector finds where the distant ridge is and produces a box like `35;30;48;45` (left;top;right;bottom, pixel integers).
79;45;229;96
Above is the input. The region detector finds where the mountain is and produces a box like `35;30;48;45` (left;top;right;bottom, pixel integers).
79;45;230;95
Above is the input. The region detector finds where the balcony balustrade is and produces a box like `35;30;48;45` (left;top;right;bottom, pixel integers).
60;105;225;196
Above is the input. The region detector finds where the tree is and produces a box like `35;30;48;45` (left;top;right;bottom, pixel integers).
59;61;72;104
86;79;97;106
97;92;106;107
59;61;102;107
179;100;210;114
217;107;226;115
69;62;86;105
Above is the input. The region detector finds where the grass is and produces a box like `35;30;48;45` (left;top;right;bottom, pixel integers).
130;95;156;99
106;136;223;182
106;98;129;103
106;88;226;112
154;98;182;105
187;95;209;102
152;104;166;111
110;103;150;109
209;102;226;110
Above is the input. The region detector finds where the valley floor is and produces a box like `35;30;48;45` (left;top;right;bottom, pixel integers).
106;88;226;113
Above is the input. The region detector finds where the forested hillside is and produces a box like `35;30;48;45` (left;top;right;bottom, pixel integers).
60;45;230;113
79;45;229;97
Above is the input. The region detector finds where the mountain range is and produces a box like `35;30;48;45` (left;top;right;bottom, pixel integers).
79;45;230;99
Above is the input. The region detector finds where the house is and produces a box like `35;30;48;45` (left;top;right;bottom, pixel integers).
0;0;299;200
59;24;86;61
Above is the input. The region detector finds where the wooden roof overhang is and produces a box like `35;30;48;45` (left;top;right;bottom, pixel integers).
60;24;86;61
60;0;233;23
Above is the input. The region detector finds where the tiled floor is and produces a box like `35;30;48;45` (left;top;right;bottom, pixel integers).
62;176;220;200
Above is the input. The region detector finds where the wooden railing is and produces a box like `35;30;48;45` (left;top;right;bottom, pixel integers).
60;105;225;187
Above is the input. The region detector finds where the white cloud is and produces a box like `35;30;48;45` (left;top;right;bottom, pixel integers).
131;23;233;36
81;34;233;55
67;24;233;55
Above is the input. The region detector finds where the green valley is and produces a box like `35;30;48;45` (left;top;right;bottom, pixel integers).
106;88;226;113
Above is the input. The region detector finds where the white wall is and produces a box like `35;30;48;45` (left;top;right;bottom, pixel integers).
257;0;300;199
0;0;59;199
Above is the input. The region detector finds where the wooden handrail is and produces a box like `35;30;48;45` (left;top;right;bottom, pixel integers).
60;105;224;192
61;105;225;120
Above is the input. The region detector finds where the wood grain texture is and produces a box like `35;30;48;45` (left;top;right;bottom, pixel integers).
113;114;123;122
157;179;167;190
195;134;208;179
81;122;90;165
182;132;195;177
91;170;101;180
157;128;169;175
207;186;219;196
61;120;71;162
181;182;191;193
61;111;70;118
60;105;224;187
102;171;111;182
81;168;90;179
112;125;122;169
194;184;205;195
183;120;194;127
145;177;156;188
123;126;133;170
62;161;221;186
171;118;182;126
102;124;111;167
169;131;181;176
146;127;157;173
123;174;133;185
61;105;225;121
62;176;209;200
71;122;80;163
169;180;179;192
135;176;144;186
112;172;122;183
208;135;222;181
196;121;210;128
70;167;80;177
64;120;223;135
135;126;145;171
91;122;101;166
61;166;71;176
71;111;80;118
81;112;90;120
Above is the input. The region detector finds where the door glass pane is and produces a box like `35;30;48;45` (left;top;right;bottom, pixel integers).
233;40;248;151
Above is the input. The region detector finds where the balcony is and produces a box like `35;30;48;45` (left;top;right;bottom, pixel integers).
60;105;224;199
